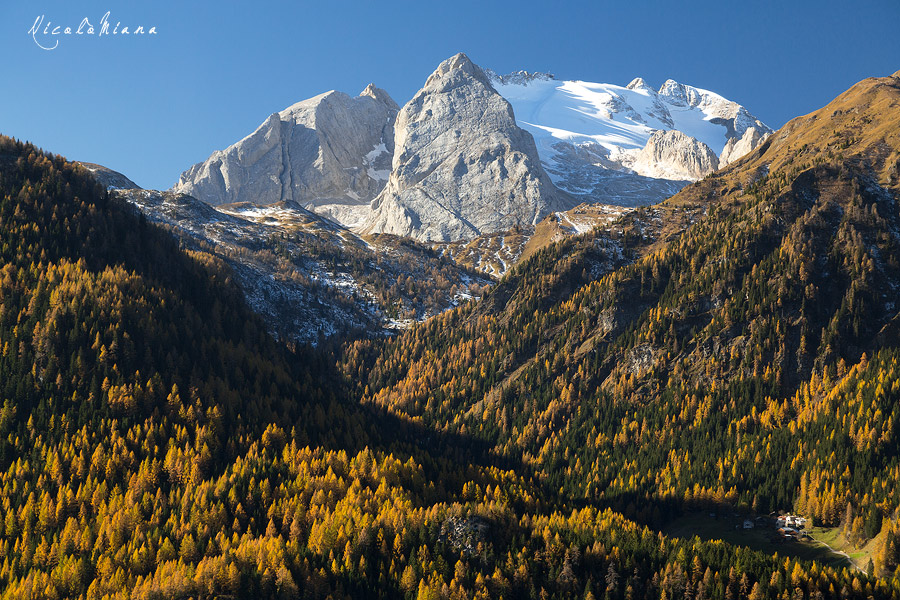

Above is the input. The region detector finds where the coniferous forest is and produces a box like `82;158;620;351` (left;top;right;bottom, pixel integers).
1;73;900;599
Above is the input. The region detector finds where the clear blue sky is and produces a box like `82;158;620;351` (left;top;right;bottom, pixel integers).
2;0;897;190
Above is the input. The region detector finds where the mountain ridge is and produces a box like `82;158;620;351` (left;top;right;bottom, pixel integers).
173;84;399;228
489;68;773;205
173;53;773;249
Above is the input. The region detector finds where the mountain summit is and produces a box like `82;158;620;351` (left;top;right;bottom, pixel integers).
364;53;572;242
489;71;772;204
173;85;399;228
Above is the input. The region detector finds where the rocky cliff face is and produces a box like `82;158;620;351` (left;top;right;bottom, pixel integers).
363;53;572;242
630;130;720;181
719;126;770;167
173;84;398;228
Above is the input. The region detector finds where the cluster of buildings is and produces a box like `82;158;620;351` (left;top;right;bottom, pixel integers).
775;514;808;539
713;512;810;542
733;514;808;541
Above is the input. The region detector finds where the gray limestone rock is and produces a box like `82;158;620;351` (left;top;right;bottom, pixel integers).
631;130;720;181
173;85;399;225
719;126;771;167
364;53;572;242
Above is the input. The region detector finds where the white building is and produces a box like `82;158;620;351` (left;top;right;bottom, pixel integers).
777;515;807;529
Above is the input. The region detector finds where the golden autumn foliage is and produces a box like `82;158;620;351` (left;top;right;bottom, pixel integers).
2;70;900;600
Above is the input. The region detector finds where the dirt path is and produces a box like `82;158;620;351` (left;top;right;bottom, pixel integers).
807;536;860;572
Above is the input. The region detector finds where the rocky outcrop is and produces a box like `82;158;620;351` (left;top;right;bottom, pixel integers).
364;53;572;242
630;130;719;181
173;85;398;228
719;126;771;167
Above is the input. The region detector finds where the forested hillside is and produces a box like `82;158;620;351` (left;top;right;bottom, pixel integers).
344;71;900;579
2;71;900;600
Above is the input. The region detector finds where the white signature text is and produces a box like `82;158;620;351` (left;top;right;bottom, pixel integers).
29;12;158;51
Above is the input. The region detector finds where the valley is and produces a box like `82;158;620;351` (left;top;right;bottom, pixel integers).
0;50;898;600
662;513;855;571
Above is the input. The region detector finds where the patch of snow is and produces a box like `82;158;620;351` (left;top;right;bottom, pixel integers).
365;142;389;162
384;318;414;330
367;168;391;181
364;142;391;181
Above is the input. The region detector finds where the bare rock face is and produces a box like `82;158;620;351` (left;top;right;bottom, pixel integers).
631;130;719;181
719;126;771;167
172;85;398;228
364;53;571;242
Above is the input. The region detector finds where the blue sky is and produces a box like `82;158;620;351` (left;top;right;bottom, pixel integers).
2;0;897;190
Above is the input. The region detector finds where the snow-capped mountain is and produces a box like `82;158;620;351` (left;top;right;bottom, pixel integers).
487;70;772;204
76;57;779;340
172;53;772;254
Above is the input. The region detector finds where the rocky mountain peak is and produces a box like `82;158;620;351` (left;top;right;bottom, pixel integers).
719;126;770;168
365;53;571;242
424;52;493;90
78;162;141;190
282;89;340;112
631;130;719;181
360;83;399;110
626;77;653;92
173;85;399;225
657;79;701;107
310;89;351;111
